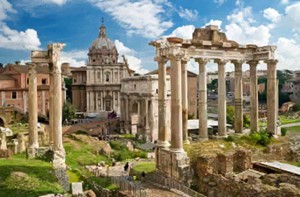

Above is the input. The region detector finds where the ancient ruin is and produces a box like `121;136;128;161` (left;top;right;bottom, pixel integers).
150;25;278;182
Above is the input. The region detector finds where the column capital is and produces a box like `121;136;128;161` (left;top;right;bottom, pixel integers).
47;43;65;63
181;57;189;64
214;59;229;66
154;56;168;64
168;46;184;61
231;59;245;66
195;58;209;66
247;60;259;67
27;63;37;74
264;59;278;65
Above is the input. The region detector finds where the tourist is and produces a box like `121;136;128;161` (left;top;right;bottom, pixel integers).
141;171;146;182
124;162;129;172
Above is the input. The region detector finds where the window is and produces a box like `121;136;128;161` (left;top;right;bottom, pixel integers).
105;72;110;82
12;91;17;99
98;71;101;79
134;84;136;90
73;79;77;83
42;78;47;85
27;78;29;84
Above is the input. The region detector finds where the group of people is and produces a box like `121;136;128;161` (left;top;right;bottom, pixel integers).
124;162;146;181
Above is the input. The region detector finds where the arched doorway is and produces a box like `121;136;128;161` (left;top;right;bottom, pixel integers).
131;102;138;114
104;95;112;111
0;117;4;127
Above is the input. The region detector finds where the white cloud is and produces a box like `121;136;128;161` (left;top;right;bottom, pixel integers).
225;7;270;45
276;37;300;70
165;25;195;39
0;0;16;21
0;24;41;50
284;2;300;33
60;50;87;67
263;8;281;23
87;0;173;38
281;0;289;4
205;20;222;29
214;0;226;6
177;6;198;21
114;40;148;74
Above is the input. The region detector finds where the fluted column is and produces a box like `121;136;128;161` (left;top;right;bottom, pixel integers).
196;58;208;139
266;59;278;135
216;60;227;137
170;53;183;152
233;60;244;133
28;63;39;156
156;56;170;148
248;60;259;132
181;59;189;144
48;43;66;169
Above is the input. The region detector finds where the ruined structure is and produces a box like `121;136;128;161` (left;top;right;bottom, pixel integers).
150;25;278;182
71;20;133;113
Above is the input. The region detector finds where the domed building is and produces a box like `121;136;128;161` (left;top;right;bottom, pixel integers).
72;20;133;113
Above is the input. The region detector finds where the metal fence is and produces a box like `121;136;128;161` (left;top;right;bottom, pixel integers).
149;173;206;197
111;176;149;197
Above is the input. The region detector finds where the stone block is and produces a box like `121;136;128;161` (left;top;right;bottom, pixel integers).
233;149;252;172
72;182;83;196
217;152;234;175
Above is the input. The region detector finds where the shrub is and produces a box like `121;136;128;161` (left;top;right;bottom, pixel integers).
248;130;271;146
243;114;250;128
281;127;287;136
109;141;125;151
224;135;234;142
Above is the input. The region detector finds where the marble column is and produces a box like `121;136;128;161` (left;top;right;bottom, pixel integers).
42;91;46;115
86;92;90;112
266;59;278;135
233;60;243;133
0;132;7;150
196;58;208;139
170;53;183;152
145;99;150;139
49;72;54;148
96;92;99;111
216;60;227;137
28;63;39;156
156;56;170;148
248;60;259;132
181;59;189;144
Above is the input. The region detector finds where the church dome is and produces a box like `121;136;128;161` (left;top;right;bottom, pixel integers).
90;20;116;50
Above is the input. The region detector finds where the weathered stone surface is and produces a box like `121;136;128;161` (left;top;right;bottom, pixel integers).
71;182;83;195
83;190;96;197
54;167;70;192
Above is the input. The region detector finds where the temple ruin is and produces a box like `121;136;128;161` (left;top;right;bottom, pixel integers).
150;25;278;182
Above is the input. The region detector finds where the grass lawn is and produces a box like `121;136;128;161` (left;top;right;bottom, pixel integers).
287;125;300;134
0;154;64;197
132;162;156;174
279;115;300;125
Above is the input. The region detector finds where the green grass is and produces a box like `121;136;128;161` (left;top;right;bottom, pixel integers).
279;115;300;125
132;162;156;174
8;123;29;134
287;126;300;134
0;154;64;197
88;177;119;190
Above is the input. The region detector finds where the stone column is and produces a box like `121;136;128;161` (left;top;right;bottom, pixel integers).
49;72;54;148
216;60;227;137
28;63;39;157
42;91;46;116
95;92;99;111
248;61;259;132
86;92;90;112
170;53;183;152
0;132;7;150
233;60;243;133
156;56;170;148
266;60;278;135
18;133;26;153
196;58;208;139
181;59;189;144
145;99;150;139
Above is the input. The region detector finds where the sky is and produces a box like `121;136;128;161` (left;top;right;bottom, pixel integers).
0;0;300;74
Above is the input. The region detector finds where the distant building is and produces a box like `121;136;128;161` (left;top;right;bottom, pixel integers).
120;75;171;141
0;62;66;116
71;21;133;113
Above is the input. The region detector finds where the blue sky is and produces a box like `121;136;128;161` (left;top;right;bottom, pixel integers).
0;0;300;73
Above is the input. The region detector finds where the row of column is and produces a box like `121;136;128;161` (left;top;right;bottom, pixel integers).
86;90;120;112
156;55;278;151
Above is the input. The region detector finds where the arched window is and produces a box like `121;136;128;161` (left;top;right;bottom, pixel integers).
105;71;110;82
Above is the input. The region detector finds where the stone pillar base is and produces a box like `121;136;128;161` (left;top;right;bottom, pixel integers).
27;147;37;159
157;148;191;183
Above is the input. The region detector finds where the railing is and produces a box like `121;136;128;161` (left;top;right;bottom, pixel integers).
149;173;206;197
111;176;149;197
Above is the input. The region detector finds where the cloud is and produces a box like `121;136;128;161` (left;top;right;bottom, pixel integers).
281;0;289;4
87;0;173;38
214;0;226;6
205;20;222;29
60;50;87;67
276;37;300;70
165;25;195;39
177;6;198;21
263;8;281;23
114;40;148;74
283;2;300;33
0;0;41;50
225;7;270;45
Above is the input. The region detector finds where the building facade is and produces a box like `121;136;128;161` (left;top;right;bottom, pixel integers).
72;21;133;113
0;62;66;116
120;75;171;141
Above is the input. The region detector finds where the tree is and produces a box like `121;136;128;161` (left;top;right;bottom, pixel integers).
208;79;218;92
62;102;76;123
64;78;72;102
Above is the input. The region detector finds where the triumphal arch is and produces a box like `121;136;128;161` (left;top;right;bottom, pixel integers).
150;25;278;182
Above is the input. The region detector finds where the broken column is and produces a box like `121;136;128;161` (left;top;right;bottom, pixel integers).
0;132;7;150
48;43;70;191
233;60;243;133
216;60;227;137
197;58;208;140
181;59;189;144
28;63;39;158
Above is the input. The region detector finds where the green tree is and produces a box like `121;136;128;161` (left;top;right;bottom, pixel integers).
208;79;218;92
226;106;235;125
64;78;72;102
62;102;76;123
